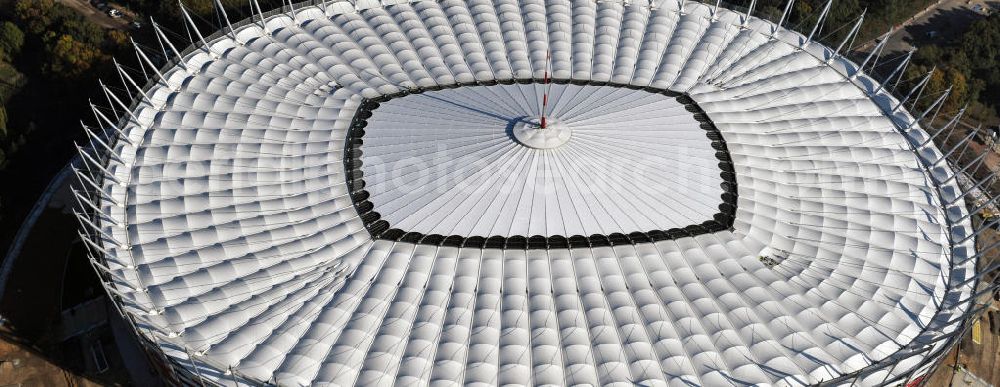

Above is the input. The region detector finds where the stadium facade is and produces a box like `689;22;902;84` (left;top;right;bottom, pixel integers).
72;0;998;385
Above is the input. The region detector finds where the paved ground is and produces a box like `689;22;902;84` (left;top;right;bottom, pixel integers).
0;327;108;387
860;0;1000;54
54;0;131;30
953;367;998;387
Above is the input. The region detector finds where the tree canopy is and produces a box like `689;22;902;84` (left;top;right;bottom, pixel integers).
0;0;131;232
0;22;24;62
904;14;1000;124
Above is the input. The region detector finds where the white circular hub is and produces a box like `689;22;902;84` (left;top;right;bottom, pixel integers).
510;119;572;149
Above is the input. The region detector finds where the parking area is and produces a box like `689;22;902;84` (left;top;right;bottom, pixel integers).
54;0;137;30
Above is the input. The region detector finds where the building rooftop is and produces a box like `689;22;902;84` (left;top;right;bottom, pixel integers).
76;0;980;385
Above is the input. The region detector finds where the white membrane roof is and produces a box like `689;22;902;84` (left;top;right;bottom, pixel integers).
89;0;977;385
361;83;725;237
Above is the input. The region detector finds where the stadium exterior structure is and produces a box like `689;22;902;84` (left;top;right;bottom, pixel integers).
72;0;1000;385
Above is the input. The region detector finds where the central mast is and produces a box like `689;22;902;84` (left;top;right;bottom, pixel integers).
541;50;551;129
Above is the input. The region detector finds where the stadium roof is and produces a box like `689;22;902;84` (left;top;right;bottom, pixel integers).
76;0;981;385
358;83;729;237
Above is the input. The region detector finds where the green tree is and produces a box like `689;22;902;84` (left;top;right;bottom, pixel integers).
0;22;25;62
42;33;104;79
0;105;7;138
914;44;943;64
944;68;967;113
792;1;814;27
14;0;56;35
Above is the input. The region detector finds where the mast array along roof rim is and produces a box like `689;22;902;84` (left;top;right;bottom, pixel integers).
73;0;986;385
